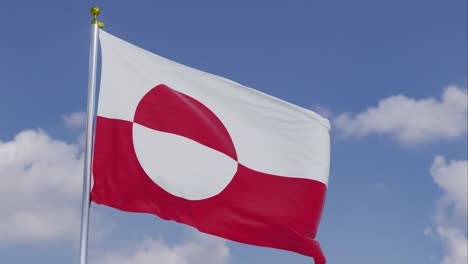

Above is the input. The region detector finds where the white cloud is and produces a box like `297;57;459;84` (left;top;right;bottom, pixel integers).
95;234;230;264
430;156;467;264
431;156;468;227
334;85;468;144
312;104;333;119
424;227;434;238
0;129;84;243
437;227;467;264
63;111;86;130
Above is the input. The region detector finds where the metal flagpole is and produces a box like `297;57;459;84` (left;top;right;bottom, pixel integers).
79;6;103;264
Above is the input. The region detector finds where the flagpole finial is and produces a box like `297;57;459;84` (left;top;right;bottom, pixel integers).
90;6;104;28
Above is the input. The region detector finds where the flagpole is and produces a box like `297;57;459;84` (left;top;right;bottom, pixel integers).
79;6;103;264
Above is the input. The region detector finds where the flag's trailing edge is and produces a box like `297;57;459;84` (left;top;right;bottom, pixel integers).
91;29;330;264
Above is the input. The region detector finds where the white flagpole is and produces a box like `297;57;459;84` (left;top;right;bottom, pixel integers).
79;6;103;264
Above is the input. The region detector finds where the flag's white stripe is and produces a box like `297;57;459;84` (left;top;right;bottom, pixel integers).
98;30;330;185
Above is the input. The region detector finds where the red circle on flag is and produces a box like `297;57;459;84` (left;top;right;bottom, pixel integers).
131;84;239;200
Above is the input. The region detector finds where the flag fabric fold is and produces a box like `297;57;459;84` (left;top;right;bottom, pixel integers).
92;29;330;264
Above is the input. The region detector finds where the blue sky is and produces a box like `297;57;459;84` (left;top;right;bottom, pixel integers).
0;1;466;264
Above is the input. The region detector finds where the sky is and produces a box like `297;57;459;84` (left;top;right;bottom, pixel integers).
0;1;466;264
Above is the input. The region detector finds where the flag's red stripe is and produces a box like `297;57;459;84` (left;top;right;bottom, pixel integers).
92;116;326;264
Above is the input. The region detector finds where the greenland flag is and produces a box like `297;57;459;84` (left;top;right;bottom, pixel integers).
92;30;331;264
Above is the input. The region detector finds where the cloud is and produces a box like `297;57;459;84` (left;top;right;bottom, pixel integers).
423;227;434;238
334;85;467;144
436;227;467;264
0;129;84;243
95;234;230;264
63;112;86;130
431;156;468;227
312;104;333;119
430;156;467;264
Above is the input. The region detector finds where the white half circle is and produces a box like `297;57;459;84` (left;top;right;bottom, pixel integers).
132;123;238;200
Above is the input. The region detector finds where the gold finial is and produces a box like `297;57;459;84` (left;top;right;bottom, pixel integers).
90;6;104;28
91;6;101;16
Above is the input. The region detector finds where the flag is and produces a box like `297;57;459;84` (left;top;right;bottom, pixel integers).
91;30;331;264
